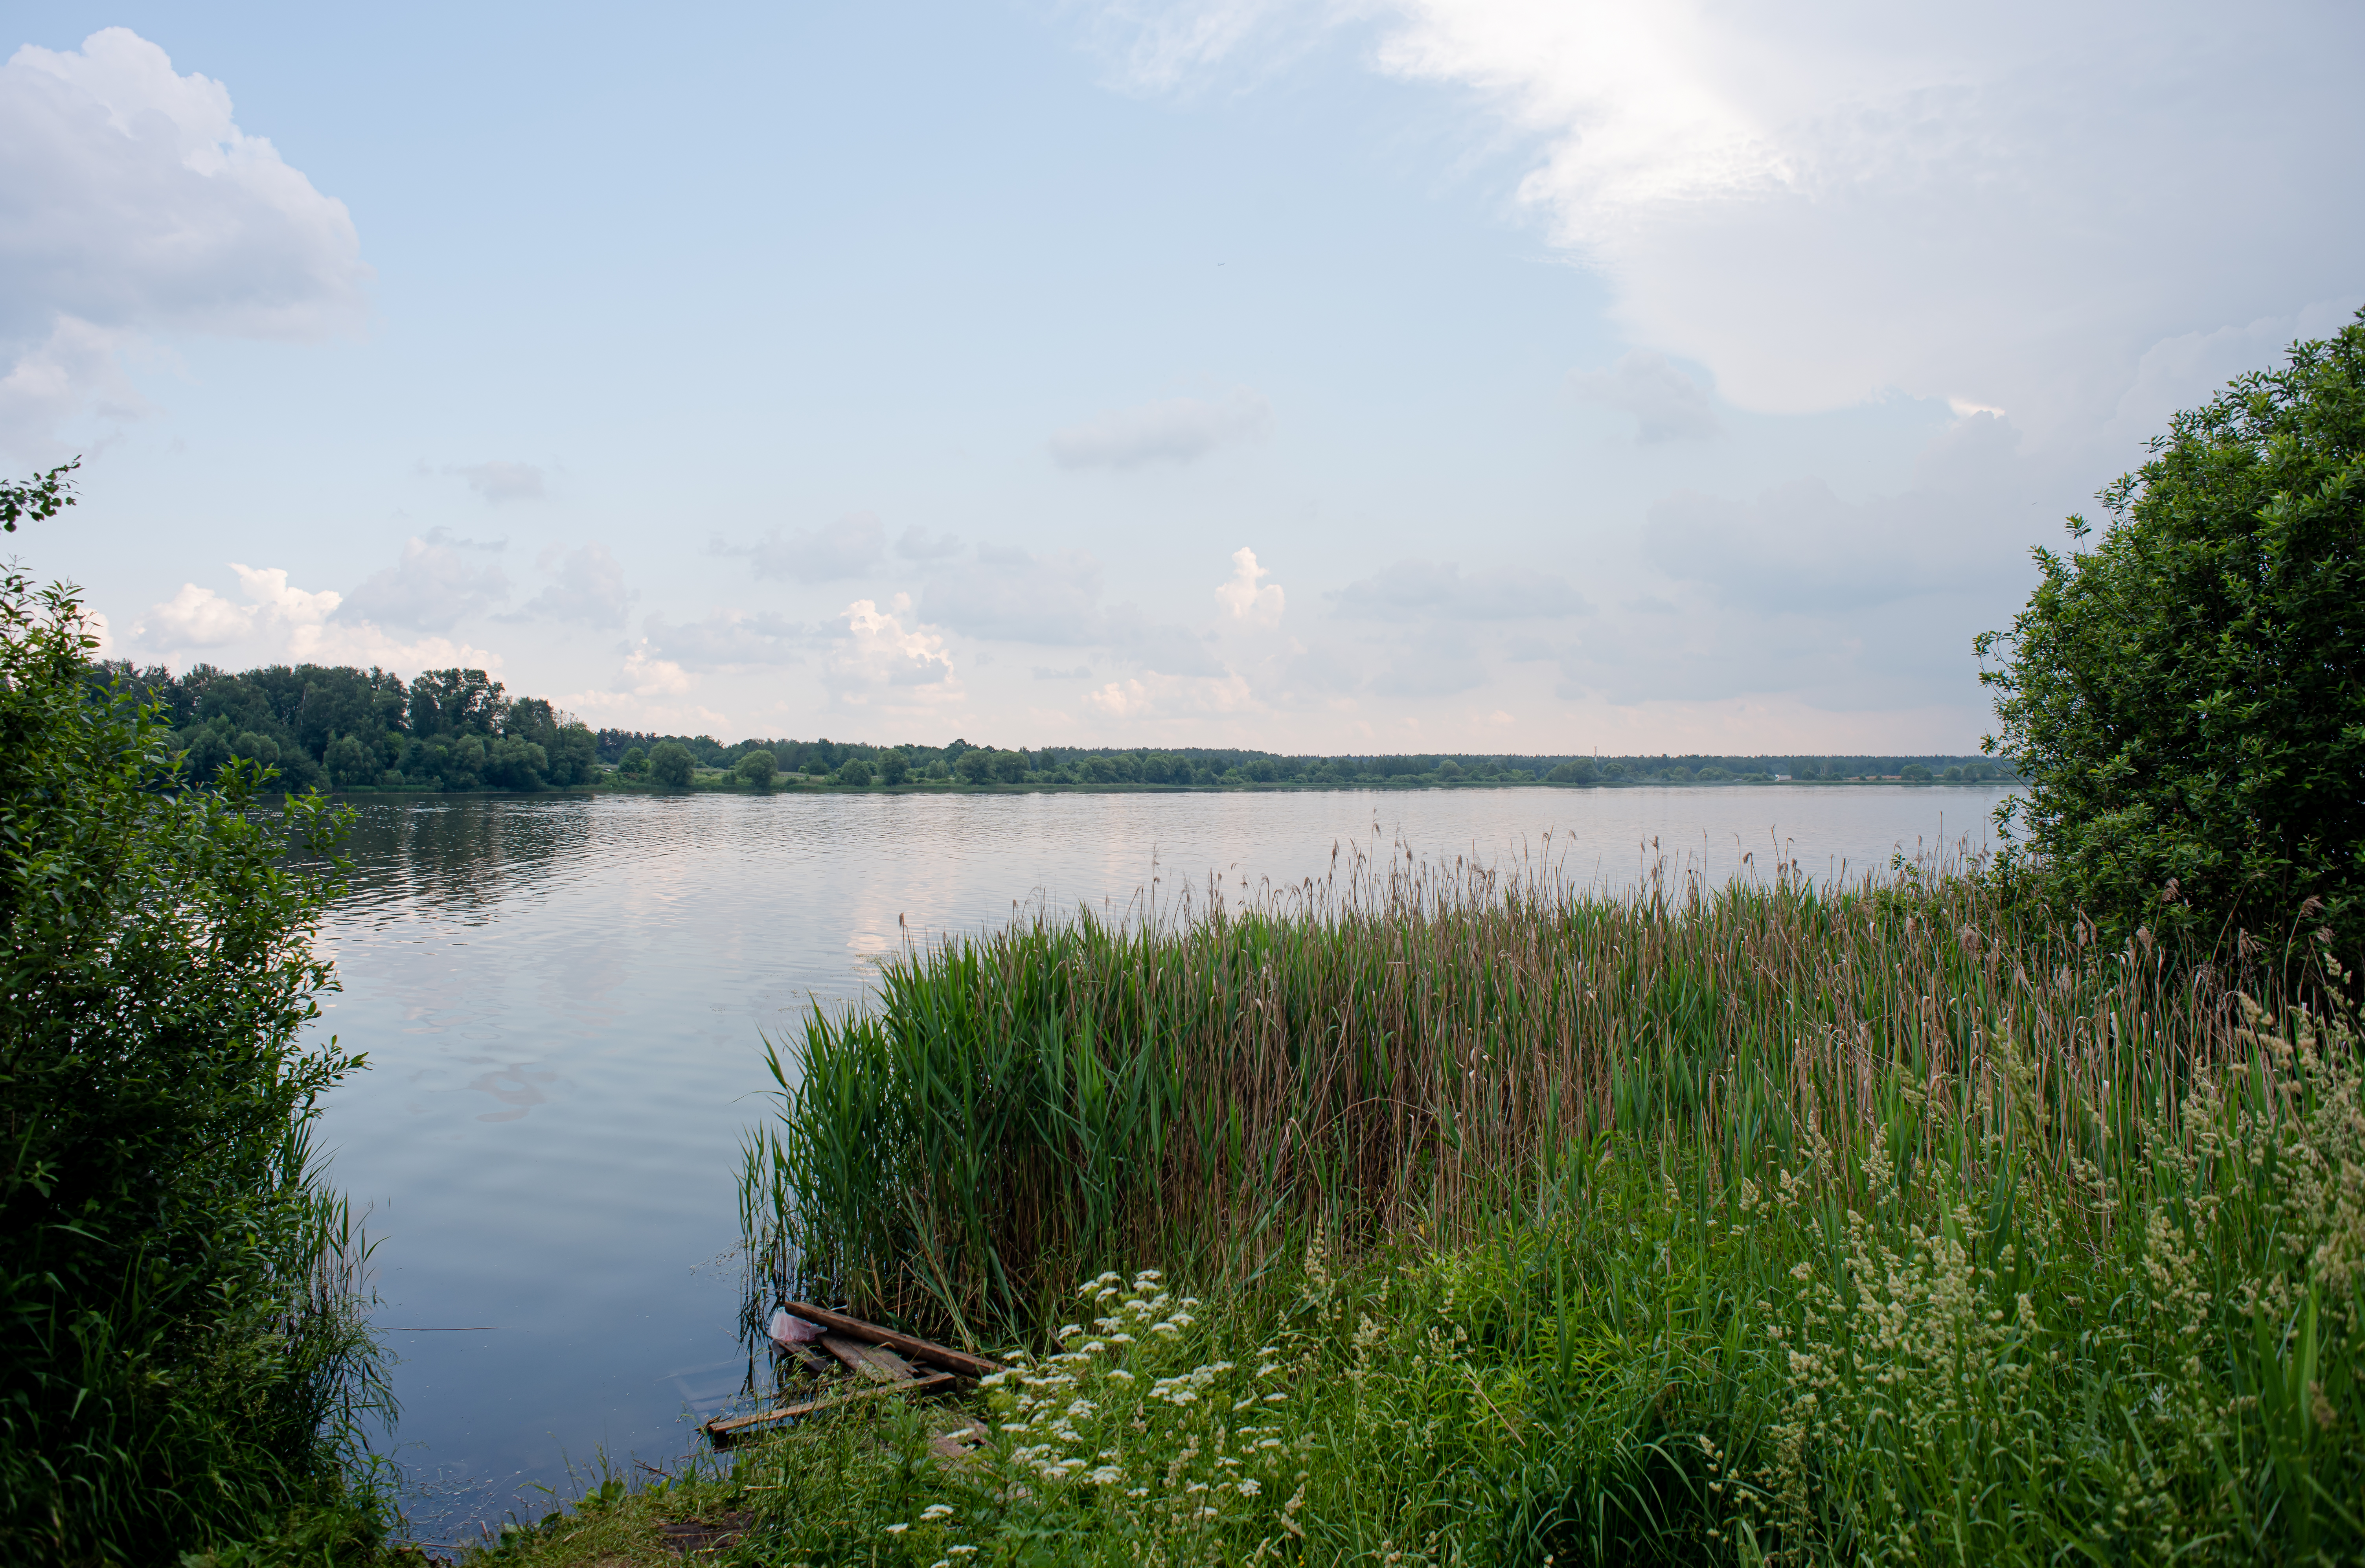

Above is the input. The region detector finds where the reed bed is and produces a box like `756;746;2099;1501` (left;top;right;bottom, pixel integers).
735;844;2364;1563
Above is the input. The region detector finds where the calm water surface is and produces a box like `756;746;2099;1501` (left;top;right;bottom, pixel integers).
310;785;2010;1542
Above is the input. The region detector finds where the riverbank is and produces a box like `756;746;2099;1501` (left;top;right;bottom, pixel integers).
693;855;2358;1564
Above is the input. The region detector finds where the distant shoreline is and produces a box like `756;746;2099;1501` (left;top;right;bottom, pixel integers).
314;776;2022;799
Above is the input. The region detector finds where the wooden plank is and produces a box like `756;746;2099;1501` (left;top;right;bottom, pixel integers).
779;1301;1004;1380
703;1371;955;1446
785;1344;835;1378
821;1332;919;1386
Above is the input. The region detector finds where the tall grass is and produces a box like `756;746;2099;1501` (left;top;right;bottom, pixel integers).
741;844;2365;1561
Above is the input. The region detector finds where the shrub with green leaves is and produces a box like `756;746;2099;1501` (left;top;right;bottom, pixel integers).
1978;308;2365;952
647;740;696;787
0;541;387;1561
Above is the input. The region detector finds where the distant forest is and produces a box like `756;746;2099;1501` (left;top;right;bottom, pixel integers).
100;661;596;793
595;729;2019;789
88;660;2016;794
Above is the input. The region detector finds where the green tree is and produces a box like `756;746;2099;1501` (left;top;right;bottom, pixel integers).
1548;759;1596;785
0;541;385;1559
837;758;874;787
647;741;695;787
1979;311;2365;950
1898;763;1931;782
737;748;778;788
874;749;909;785
619;745;648;776
956;749;993;785
483;734;550;790
324;732;374;788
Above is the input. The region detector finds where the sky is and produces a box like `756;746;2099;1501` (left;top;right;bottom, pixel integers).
5;1;2359;754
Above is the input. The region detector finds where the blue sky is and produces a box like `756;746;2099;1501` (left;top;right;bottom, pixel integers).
6;1;2359;752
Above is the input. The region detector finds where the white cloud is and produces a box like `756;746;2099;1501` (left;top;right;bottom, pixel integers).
129;562;500;673
513;543;631;629
140;579;261;648
0;318;148;450
1331;559;1589;620
1106;2;2365;440
0;29;367;454
338;535;509;631
1048;388;1271;469
1568;349;1718;441
823;599;960;708
450;460;544;503
618;649;690;695
1214;546;1285;625
1386;1;2365;434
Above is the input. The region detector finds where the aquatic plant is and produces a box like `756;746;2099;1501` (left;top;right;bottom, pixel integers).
740;841;2364;1561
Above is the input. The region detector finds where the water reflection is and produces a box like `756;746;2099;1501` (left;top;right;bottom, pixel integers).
310;785;2011;1545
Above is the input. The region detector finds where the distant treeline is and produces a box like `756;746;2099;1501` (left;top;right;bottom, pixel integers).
101;661;596;792
594;730;2018;788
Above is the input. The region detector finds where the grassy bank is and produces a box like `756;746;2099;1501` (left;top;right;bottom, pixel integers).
706;849;2365;1563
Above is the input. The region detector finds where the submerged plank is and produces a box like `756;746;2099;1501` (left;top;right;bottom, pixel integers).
779;1301;1004;1379
703;1371;956;1446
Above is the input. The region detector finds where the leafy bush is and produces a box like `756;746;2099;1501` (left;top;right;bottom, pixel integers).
1980;309;2365;950
837;758;874;787
0;556;386;1562
647;741;695;787
736;749;777;787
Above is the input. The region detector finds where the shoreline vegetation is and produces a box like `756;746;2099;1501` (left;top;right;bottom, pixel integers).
708;849;2360;1566
474;845;2364;1566
95;654;2019;798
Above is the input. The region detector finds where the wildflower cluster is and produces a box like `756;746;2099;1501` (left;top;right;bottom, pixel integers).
967;1269;1313;1546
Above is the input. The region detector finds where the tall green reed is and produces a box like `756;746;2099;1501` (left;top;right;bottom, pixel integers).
746;842;2232;1334
739;842;2364;1561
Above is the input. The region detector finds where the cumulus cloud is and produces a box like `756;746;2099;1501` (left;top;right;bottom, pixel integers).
1048;388;1271;470
715;513;888;583
131;562;499;673
640;608;811;669
1569;349;1718;441
450;460;543;503
1331;559;1590;620
1213;546;1284;625
823;599;959;708
513;543;631;629
0;29;367;453
338;535;509;631
1105;2;2365;440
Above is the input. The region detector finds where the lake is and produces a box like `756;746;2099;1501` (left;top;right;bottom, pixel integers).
309;783;2012;1544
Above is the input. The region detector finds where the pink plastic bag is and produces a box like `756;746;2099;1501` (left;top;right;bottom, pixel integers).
767;1307;825;1346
